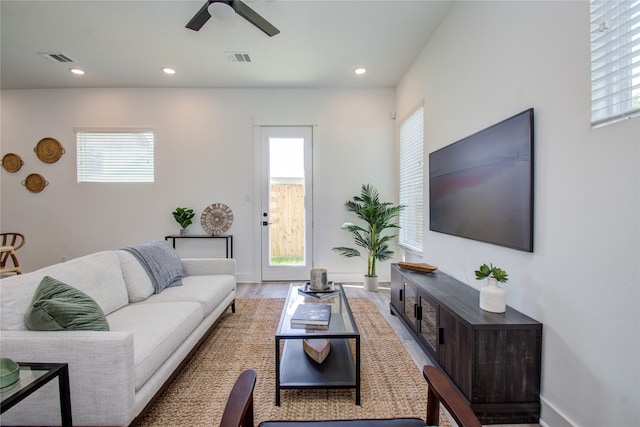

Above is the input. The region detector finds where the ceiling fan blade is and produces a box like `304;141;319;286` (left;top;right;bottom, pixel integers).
186;1;212;31
234;0;280;37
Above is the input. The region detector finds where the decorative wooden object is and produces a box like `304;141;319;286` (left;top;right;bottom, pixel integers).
201;203;233;235
397;262;438;273
303;338;331;364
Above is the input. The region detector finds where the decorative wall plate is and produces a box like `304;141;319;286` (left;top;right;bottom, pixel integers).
201;203;233;235
2;153;23;173
34;137;65;163
22;173;48;193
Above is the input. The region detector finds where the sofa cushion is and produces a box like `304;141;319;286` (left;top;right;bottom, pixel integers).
121;240;185;294
116;250;154;302
1;251;129;330
107;301;202;391
140;274;235;317
24;276;110;331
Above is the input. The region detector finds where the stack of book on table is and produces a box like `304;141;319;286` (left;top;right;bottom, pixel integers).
291;303;331;329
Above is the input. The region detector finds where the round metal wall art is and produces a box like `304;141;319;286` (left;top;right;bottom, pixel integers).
201;203;233;235
2;153;23;173
34;137;65;163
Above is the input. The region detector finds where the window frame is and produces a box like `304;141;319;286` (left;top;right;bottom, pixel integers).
590;0;640;128
398;105;425;254
76;129;155;183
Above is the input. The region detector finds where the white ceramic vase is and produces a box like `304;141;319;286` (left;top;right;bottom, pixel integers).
363;275;379;292
180;228;189;236
479;277;506;313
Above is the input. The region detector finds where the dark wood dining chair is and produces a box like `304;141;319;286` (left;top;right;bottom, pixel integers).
219;365;482;427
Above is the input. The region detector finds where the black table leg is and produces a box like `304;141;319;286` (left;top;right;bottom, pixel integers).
58;364;73;426
355;336;361;405
275;336;281;406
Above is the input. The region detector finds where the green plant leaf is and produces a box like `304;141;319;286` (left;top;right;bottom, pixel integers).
334;184;405;276
475;263;508;284
172;207;195;229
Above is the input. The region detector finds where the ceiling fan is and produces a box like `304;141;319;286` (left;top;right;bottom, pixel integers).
186;0;280;37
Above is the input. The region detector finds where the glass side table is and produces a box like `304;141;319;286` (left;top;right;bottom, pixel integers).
1;362;72;426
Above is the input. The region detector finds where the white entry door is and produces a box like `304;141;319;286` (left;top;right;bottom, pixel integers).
260;126;313;281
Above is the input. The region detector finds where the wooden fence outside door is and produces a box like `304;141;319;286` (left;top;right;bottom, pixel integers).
269;182;304;258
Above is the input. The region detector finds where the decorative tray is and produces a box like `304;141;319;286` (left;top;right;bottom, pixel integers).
398;262;438;273
22;173;48;193
301;281;337;293
34;137;65;163
2;153;23;173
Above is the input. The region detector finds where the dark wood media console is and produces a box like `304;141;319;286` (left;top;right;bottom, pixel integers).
390;263;542;424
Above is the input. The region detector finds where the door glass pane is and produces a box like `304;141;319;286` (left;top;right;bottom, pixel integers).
269;137;305;266
403;282;417;324
419;295;438;353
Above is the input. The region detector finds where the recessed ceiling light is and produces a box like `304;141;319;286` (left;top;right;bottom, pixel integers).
162;67;176;75
69;68;85;75
354;67;367;75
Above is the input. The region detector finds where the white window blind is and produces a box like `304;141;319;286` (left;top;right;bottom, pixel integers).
399;106;424;253
77;130;154;183
590;0;640;127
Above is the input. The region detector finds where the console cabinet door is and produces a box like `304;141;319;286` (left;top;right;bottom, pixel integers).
402;281;419;333
438;307;473;400
390;265;402;312
417;292;439;355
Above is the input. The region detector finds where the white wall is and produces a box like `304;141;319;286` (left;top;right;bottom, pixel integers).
0;88;399;283
396;1;639;426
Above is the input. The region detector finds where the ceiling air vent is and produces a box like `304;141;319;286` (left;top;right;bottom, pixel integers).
39;52;76;63
226;52;252;63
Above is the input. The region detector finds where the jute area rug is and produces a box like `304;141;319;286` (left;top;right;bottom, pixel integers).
138;298;451;426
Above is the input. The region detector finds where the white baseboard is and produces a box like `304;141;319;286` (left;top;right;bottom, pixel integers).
540;396;575;427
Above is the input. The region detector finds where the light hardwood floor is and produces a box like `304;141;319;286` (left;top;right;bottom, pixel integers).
236;282;540;427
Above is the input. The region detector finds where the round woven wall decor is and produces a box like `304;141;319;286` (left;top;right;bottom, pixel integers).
22;173;48;193
34;137;65;163
201;203;233;235
2;153;23;173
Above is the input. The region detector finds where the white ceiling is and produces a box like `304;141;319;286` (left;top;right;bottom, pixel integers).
0;0;454;90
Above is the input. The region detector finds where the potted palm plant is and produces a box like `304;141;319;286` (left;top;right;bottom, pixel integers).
172;207;195;236
333;184;405;291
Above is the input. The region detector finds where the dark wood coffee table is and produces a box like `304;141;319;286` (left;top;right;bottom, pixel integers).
275;283;360;406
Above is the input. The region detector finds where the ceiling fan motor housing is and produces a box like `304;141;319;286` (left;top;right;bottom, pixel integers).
186;0;280;37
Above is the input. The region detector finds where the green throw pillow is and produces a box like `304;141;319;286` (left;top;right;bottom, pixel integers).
24;276;110;331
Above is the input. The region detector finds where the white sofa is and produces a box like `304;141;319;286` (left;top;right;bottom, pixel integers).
0;248;236;426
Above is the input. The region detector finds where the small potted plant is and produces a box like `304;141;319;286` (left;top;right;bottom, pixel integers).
475;263;508;313
332;184;404;291
172;207;195;236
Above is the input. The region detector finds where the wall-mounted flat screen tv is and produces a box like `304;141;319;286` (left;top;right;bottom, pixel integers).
429;108;534;252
